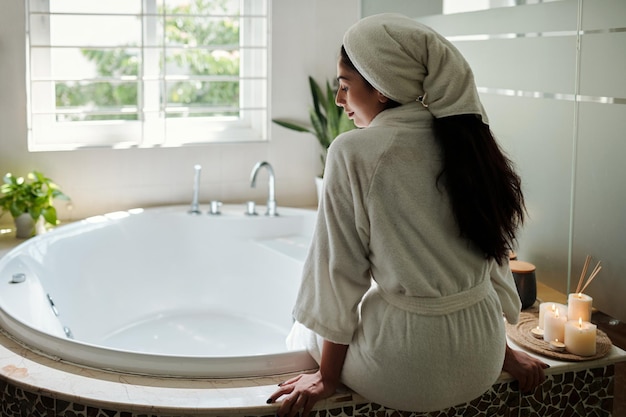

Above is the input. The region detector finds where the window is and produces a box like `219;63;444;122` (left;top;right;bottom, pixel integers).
26;0;268;151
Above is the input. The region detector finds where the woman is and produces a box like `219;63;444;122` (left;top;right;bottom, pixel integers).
268;13;547;415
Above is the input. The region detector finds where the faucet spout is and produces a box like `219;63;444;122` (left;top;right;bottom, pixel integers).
250;161;278;216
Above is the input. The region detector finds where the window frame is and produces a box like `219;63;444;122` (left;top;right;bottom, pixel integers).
25;0;269;152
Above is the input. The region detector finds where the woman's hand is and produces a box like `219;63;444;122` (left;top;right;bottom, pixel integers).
267;370;338;417
268;340;348;417
502;343;549;393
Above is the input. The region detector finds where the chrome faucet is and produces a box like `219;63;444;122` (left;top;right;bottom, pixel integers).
250;161;278;216
188;164;202;215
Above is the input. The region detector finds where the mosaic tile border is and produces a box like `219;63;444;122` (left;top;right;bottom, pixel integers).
0;366;615;417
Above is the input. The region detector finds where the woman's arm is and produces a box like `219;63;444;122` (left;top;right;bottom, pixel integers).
267;340;349;417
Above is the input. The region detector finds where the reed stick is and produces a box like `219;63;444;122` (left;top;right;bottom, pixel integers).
575;255;592;294
580;264;602;294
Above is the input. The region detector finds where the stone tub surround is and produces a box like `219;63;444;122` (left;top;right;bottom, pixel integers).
0;325;624;417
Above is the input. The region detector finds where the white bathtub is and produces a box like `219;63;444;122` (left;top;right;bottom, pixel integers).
0;205;318;378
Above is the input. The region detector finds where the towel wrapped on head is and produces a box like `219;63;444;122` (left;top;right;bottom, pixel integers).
343;13;489;125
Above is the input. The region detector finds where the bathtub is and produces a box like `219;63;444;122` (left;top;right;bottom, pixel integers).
0;205;318;378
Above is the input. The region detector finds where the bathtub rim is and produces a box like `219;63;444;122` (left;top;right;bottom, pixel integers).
0;307;318;378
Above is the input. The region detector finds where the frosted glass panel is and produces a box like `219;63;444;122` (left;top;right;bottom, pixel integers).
417;0;578;36
482;94;575;293
579;33;626;97
455;37;577;93
582;0;626;30
361;0;442;18
573;103;626;320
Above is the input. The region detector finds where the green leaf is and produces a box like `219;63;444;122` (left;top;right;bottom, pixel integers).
325;80;340;139
309;108;330;149
272;119;313;134
30;205;42;220
42;206;58;225
308;77;327;131
52;189;70;200
308;77;323;120
9;202;23;218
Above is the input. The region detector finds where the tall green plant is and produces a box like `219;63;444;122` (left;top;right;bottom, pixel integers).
273;77;355;173
0;171;70;226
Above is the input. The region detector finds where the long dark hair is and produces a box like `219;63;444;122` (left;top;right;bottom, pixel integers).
434;115;525;264
341;45;524;264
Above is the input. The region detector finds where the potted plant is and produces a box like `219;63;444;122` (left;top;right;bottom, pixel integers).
0;171;70;238
273;77;355;200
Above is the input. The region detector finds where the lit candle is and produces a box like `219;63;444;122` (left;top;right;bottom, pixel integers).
539;302;567;329
530;326;544;339
549;339;566;352
564;318;597;356
543;308;567;343
567;293;593;323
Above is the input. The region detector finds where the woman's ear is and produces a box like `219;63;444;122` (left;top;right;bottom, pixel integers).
376;90;389;104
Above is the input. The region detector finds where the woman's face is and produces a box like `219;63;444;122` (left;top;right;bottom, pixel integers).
335;60;389;128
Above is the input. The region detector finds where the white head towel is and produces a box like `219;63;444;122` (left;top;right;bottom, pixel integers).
343;13;489;125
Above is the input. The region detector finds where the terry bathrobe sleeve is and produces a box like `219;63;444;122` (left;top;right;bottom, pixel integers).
292;132;375;345
490;259;522;325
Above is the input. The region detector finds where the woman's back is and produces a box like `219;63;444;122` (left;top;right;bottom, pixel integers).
330;103;488;298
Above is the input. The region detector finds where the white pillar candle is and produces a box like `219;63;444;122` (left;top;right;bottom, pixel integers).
567;293;593;322
538;302;567;329
564;318;597;356
543;308;567;343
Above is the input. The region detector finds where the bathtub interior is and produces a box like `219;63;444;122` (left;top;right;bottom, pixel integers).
0;205;319;376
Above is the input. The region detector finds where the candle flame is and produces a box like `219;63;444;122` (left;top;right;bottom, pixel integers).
578;317;583;328
555;309;560;318
551;303;556;311
577;292;583;297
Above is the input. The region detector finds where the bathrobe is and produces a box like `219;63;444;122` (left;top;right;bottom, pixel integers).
289;102;522;412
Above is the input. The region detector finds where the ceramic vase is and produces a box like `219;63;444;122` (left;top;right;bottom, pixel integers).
14;213;46;239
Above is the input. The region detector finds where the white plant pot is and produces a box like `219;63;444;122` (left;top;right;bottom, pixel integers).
315;176;324;205
14;213;46;239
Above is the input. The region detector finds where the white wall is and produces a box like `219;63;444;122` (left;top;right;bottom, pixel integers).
0;0;360;222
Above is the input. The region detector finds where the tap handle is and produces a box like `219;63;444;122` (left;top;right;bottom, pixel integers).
245;201;258;216
208;200;222;215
